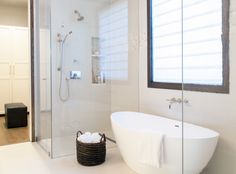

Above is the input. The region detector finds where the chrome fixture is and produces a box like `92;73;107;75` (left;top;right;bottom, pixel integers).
167;97;189;109
70;71;82;80
57;31;73;102
182;99;189;105
57;31;73;71
74;10;84;21
57;31;73;45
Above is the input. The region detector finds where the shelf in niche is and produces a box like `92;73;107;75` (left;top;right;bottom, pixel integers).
91;36;106;84
92;83;106;86
91;55;102;58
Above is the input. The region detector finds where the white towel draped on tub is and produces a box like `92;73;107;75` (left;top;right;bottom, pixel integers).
138;131;165;168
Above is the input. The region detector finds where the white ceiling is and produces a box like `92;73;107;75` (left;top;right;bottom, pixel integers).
0;0;27;7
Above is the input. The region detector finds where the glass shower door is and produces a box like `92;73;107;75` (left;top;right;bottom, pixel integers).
182;0;233;174
35;0;52;156
50;0;113;158
49;0;140;158
145;0;184;173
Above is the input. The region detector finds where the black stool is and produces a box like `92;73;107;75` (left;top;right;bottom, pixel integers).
5;103;27;128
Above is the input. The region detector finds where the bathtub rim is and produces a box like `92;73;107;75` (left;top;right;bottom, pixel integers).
111;111;219;140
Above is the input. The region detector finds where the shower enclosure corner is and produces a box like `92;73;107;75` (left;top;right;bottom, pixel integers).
35;0;52;156
35;0;140;159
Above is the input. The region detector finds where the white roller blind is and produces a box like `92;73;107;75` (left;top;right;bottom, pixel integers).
152;0;223;85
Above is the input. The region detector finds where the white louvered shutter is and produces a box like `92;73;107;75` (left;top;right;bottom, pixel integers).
152;0;223;85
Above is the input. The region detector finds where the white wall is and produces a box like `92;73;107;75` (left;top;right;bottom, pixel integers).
139;0;236;174
110;0;140;113
0;4;28;27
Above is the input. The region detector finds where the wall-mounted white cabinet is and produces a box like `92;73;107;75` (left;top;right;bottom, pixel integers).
0;26;29;114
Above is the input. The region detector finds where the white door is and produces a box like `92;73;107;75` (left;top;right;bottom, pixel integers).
11;28;30;108
0;26;30;114
0;27;12;113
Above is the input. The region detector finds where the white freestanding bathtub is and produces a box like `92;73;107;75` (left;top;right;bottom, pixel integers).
111;112;219;174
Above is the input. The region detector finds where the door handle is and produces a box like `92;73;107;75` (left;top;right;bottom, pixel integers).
9;65;11;75
13;65;15;76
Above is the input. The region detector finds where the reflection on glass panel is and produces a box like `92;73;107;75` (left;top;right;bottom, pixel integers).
99;0;128;81
37;0;52;156
50;0;113;158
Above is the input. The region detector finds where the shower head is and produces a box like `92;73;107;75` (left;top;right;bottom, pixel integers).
77;16;84;21
74;10;85;21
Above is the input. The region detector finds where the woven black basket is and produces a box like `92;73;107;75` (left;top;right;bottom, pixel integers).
76;131;106;166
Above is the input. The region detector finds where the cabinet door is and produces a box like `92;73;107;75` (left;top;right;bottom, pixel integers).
11;28;30;108
0;27;12;113
0;66;11;114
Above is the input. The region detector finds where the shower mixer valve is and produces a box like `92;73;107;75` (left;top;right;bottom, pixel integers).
70;71;81;80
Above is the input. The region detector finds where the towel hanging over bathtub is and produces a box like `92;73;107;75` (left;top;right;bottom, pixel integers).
138;131;165;168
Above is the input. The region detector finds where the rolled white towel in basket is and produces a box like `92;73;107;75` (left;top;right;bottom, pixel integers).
91;133;101;142
78;132;102;143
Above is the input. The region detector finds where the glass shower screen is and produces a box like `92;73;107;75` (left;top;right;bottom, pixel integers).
48;0;139;158
36;0;52;156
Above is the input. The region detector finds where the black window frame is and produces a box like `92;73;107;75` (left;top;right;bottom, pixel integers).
147;0;230;93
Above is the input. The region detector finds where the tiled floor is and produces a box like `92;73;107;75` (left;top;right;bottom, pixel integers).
0;142;136;174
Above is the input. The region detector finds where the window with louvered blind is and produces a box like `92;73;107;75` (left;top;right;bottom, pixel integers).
148;0;229;93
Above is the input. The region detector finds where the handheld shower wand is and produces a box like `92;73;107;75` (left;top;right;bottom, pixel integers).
63;31;73;43
57;31;72;71
56;9;84;102
57;31;73;44
57;31;73;102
